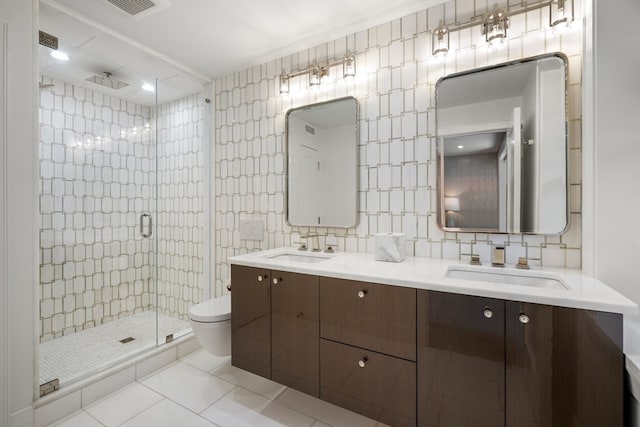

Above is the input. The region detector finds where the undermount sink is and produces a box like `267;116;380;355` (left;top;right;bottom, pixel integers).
445;265;569;290
266;251;332;263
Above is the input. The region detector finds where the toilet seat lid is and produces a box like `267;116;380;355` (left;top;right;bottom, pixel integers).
189;295;231;322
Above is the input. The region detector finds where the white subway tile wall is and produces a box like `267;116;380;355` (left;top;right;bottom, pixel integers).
156;94;207;320
214;0;584;295
39;77;206;341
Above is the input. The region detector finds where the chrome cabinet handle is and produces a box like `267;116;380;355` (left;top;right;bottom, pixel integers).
519;313;530;324
226;283;232;292
358;356;368;368
484;308;493;319
357;290;367;298
273;278;282;285
257;275;264;282
140;213;152;238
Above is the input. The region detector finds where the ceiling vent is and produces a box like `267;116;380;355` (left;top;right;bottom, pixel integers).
39;30;59;50
86;72;130;90
105;0;169;18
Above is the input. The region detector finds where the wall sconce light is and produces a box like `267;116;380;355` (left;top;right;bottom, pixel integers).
482;3;509;48
550;0;573;33
343;54;356;78
444;197;460;227
309;66;321;86
432;20;450;58
279;73;290;94
279;54;357;94
431;1;576;58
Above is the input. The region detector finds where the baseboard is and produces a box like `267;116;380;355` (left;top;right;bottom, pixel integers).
10;405;34;427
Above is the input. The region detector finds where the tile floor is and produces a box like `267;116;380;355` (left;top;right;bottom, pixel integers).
48;349;389;427
40;311;190;386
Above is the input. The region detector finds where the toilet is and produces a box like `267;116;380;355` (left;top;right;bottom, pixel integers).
188;295;231;356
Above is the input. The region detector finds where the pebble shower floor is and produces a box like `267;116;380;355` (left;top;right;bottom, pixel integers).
39;311;190;387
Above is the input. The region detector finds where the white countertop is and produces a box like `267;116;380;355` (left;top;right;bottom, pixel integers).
228;247;638;315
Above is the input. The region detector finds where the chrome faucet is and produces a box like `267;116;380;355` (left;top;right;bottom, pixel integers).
492;246;505;267
301;233;321;252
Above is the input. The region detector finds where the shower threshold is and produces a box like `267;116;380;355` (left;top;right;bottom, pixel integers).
39;311;190;388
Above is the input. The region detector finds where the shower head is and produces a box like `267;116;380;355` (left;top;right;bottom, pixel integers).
86;71;130;90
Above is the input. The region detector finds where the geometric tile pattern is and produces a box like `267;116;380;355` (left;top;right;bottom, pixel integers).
214;0;585;295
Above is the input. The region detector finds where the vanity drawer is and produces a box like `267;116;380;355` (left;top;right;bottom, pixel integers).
320;339;416;427
320;277;416;360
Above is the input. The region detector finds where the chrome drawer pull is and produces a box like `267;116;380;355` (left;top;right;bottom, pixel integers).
484;308;493;319
519;313;530;324
358;356;368;368
357;290;367;298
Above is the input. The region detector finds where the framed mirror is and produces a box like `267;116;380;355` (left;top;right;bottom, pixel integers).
436;53;568;234
286;97;358;228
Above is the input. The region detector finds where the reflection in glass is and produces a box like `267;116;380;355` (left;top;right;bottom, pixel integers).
286;97;358;228
437;54;568;234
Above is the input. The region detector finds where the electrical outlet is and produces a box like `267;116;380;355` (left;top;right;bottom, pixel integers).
240;219;264;241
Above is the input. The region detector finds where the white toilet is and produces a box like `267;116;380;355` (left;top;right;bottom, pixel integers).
188;295;231;356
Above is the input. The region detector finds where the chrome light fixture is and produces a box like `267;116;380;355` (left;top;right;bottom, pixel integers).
550;0;573;33
309;66;321;86
279;73;290;94
432;20;450;58
482;3;509;48
343;54;356;78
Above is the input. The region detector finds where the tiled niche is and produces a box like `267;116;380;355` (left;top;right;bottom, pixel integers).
39;77;206;341
214;0;584;294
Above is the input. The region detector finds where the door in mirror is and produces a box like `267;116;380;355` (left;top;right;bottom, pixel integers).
286;97;358;228
436;54;568;234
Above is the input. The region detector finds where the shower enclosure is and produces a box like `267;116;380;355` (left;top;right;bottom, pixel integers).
37;3;211;391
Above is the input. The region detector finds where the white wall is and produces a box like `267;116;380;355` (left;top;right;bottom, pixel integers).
0;1;37;425
593;0;640;305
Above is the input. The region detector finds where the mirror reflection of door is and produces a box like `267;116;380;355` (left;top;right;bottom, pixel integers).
286;97;358;228
436;54;568;234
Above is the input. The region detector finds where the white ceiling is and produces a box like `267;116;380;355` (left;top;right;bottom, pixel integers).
39;0;447;105
43;0;446;80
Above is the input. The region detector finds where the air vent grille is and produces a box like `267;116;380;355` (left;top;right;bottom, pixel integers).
107;0;156;15
304;124;315;135
39;31;58;50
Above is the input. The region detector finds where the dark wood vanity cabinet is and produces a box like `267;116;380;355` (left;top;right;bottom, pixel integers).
320;277;417;360
320;339;416;427
271;270;319;396
231;265;320;396
231;265;271;378
320;277;417;426
418;290;623;427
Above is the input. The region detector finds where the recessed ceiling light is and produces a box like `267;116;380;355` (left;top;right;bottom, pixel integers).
50;50;69;61
458;145;464;149
142;82;155;92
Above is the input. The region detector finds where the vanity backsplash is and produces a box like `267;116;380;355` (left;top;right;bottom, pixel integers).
214;0;584;294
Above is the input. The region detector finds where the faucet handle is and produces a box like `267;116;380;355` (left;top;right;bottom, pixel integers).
516;257;530;269
294;241;307;251
324;244;336;253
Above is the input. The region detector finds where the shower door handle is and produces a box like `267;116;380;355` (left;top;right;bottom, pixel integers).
140;213;152;238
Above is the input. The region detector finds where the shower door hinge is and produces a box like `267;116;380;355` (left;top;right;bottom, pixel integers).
39;378;60;397
165;334;174;344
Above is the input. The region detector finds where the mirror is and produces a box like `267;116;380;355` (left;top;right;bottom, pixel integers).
286;97;358;228
436;54;568;234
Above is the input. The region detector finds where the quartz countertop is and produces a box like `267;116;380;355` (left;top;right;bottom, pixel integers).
228;247;637;315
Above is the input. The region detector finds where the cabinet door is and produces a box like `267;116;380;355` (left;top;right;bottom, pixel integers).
506;302;623;427
231;265;271;378
320;277;416;360
320;339;416;427
271;270;319;396
418;290;505;427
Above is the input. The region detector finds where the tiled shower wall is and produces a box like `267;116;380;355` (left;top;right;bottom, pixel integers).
39;78;206;341
156;94;206;320
214;0;584;294
39;77;154;341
